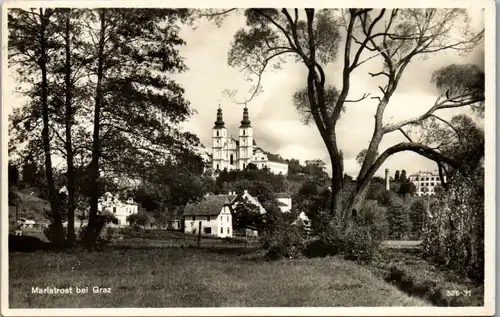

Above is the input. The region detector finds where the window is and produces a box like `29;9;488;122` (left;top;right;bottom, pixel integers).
113;207;116;214
204;227;212;234
216;164;219;170
227;228;230;234
243;163;246;169
243;130;246;136
221;227;223;234
227;216;229;222
230;154;234;165
192;216;196;221
216;131;219;137
207;216;211;222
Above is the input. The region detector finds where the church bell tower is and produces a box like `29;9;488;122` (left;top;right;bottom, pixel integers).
212;105;227;171
238;105;254;170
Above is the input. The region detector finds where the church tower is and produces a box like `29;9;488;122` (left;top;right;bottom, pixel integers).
212;105;227;171
238;105;254;170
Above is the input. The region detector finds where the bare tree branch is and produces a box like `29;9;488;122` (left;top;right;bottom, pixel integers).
345;93;370;103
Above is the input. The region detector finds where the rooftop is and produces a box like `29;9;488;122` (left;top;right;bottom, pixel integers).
183;195;231;216
275;192;291;199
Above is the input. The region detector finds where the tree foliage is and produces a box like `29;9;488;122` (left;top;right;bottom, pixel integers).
422;164;484;281
8;8;199;251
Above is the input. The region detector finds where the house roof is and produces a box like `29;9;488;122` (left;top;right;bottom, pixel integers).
183;195;230;216
218;194;238;204
275;192;291;199
265;152;287;164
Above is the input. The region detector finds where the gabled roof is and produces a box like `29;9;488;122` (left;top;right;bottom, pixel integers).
275;192;291;199
183;195;230;216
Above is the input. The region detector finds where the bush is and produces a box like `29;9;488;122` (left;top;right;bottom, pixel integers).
357;200;389;241
340;225;379;263
264;225;306;260
422;166;484;282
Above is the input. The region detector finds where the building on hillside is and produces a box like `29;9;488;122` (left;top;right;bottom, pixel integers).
305;159;327;173
98;192;139;227
183;195;233;238
211;105;288;175
408;171;445;196
275;192;292;213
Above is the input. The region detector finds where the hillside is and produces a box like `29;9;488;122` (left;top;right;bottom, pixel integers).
8;186;50;226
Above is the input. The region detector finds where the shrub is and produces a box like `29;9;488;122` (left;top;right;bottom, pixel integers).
340;224;379;263
357;200;389;241
422;166;484;282
264;224;306;260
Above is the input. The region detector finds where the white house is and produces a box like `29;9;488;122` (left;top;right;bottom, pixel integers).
98;192;139;227
183;195;233;238
275;192;292;213
408;170;445;197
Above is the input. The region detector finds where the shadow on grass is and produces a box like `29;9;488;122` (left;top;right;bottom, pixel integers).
9;235;51;253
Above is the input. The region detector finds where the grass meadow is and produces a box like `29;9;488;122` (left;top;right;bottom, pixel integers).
9;246;430;308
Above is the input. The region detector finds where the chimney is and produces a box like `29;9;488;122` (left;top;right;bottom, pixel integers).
243;189;248;195
385;168;390;191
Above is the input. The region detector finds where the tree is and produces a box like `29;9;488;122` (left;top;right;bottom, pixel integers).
232;198;264;230
48;9;92;246
8;164;19;186
9;8;66;246
356;149;379;166
82;9;196;251
400;170;407;183
394;170;400;181
216;8;483;226
127;213;153;229
422;163;484;281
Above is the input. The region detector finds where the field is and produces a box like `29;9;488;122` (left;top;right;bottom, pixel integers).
9;246;429;308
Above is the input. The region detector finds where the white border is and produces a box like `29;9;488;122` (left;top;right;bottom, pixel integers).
1;0;496;316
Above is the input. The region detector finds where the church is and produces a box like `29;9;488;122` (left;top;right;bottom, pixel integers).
211;105;288;175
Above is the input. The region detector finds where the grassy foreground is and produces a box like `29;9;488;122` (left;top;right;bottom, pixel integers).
9;247;429;308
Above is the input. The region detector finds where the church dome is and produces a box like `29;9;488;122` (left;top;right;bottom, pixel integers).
240;106;251;128
214;106;225;129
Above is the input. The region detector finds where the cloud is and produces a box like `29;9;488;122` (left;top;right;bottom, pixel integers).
174;10;485;178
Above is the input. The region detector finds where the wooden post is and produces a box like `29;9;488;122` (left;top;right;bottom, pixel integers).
197;221;202;248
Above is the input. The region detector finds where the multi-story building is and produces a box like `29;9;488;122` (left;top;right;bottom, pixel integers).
408;171;445;196
211;105;288;175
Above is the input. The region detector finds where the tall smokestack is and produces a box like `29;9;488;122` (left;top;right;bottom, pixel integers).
385;168;390;191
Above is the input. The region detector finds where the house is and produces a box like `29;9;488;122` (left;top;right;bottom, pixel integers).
305;159;327;173
183;195;233;238
275;192;292;213
225;190;267;214
98;192;139;227
408;170;445;196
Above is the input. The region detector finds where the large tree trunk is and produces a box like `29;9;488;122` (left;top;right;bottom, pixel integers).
39;9;65;247
85;9;106;252
63;10;76;246
328;137;344;222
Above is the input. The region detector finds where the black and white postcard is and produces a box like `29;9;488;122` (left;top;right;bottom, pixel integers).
1;0;495;316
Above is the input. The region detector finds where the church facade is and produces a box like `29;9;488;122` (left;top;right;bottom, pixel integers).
211;106;288;175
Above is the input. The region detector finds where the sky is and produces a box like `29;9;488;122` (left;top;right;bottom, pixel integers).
5;8;485;178
173;9;485;178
